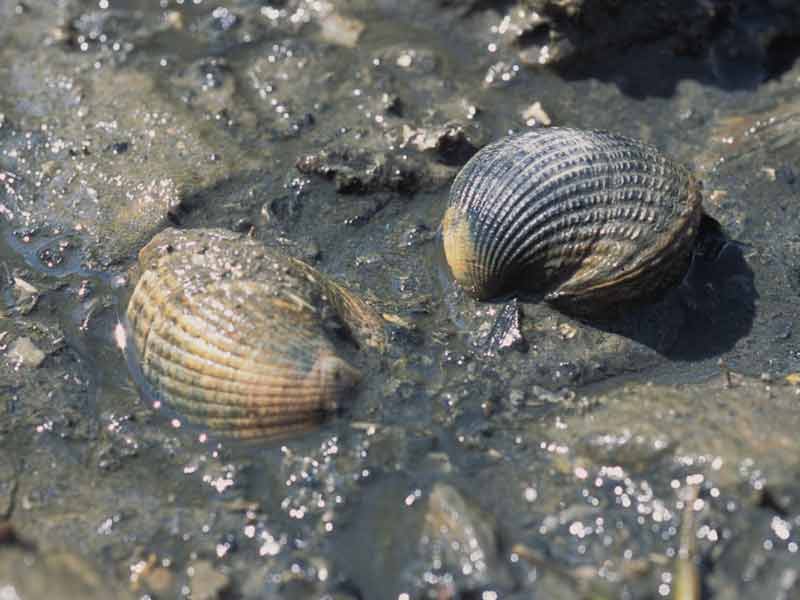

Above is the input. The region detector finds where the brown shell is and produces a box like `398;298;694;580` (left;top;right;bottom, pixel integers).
442;128;704;313
124;228;385;439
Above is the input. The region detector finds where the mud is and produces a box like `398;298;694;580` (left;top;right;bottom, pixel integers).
1;1;799;599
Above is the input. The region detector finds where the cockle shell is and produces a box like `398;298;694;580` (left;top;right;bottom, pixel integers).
124;228;385;439
442;128;704;314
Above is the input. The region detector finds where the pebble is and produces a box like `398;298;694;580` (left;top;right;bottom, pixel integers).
708;189;728;206
522;101;552;126
10;277;39;315
7;337;46;369
557;322;578;340
189;561;230;600
319;13;365;48
485;300;527;355
144;567;174;595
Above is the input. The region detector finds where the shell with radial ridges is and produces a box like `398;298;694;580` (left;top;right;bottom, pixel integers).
124;228;385;439
442;127;704;313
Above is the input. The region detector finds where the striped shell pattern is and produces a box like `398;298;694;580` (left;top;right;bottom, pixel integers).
442;128;703;313
125;228;384;439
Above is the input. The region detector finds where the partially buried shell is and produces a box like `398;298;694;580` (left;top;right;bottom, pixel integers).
124;228;385;439
442;127;704;314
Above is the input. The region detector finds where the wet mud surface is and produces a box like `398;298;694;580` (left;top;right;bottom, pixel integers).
1;1;800;598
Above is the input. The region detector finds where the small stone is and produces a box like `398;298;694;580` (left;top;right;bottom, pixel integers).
144;567;174;595
40;161;59;178
485;300;527;355
189;561;229;600
7;337;46;368
557;322;577;340
396;53;413;68
165;10;184;30
481;399;494;417
708;189;728;206
381;313;413;329
401;124;477;165
10;277;39;315
48;25;72;45
319;13;365;48
522;101;552;127
401;125;437;152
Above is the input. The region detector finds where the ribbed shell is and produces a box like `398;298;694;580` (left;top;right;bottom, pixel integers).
442;128;703;312
125;228;384;439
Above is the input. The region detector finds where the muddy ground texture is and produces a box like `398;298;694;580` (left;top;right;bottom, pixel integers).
1;0;800;598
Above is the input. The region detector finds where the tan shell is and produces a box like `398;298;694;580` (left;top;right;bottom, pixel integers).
124;228;385;439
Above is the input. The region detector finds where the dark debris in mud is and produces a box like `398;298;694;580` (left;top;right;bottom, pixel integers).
435;0;800;97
